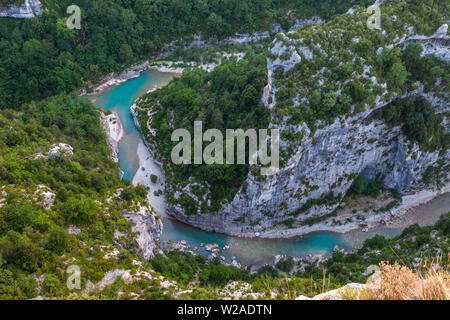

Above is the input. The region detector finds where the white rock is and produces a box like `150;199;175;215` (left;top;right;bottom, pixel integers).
435;24;448;36
0;0;42;18
68;225;81;235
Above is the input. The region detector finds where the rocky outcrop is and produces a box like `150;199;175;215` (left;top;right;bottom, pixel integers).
168;102;448;237
0;0;42;18
398;24;449;62
101;111;124;164
122;203;163;260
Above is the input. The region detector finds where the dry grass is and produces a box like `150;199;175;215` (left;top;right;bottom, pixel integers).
361;261;450;300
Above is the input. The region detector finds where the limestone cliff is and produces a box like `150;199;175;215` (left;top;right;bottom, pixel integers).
0;0;42;18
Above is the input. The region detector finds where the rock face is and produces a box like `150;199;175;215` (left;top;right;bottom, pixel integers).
0;0;42;18
168;103;447;236
122;204;163;260
166;22;449;237
296;283;368;300
34;143;73;160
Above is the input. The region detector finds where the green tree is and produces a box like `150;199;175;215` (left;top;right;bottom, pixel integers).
45;227;70;255
351;176;368;194
119;44;133;62
386;62;409;92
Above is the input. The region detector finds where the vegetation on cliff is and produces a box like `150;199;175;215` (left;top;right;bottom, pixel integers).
136;52;269;214
271;0;449;164
0;95;152;299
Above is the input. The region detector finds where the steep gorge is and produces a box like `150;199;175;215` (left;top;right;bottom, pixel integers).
146;0;449;237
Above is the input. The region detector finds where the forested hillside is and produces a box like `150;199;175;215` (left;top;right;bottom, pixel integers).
0;0;372;108
0;1;25;6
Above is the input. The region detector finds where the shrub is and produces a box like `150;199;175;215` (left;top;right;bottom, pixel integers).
276;257;295;273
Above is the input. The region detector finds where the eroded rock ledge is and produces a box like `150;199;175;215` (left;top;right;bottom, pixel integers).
0;0;42;18
165;19;449;237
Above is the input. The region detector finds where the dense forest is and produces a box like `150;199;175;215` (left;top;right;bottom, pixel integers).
0;0;373;109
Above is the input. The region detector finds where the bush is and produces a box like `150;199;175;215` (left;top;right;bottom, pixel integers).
57;197;98;226
276;257;295;273
45;227;70;255
0;231;46;272
43;274;66;297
